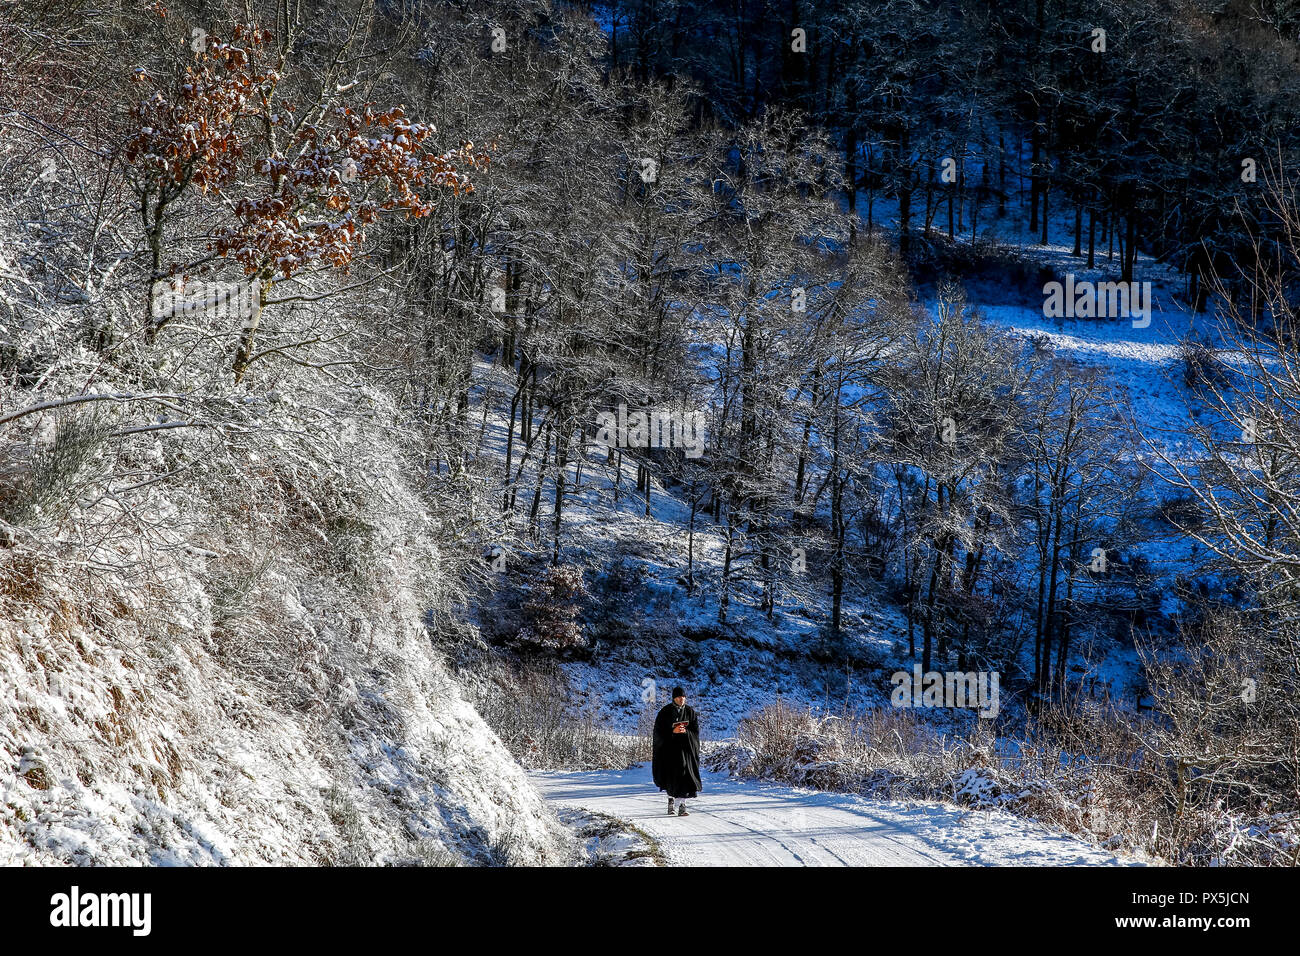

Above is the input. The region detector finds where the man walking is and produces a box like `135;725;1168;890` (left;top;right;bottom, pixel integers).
652;686;702;816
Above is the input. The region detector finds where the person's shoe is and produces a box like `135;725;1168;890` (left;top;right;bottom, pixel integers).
667;798;675;815
678;804;689;816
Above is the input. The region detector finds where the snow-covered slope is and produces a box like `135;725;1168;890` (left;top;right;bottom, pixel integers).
471;199;1215;736
0;394;575;866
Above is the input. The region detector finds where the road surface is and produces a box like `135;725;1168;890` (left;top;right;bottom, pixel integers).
531;764;1137;867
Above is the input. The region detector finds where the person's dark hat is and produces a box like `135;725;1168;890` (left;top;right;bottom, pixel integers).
671;686;686;698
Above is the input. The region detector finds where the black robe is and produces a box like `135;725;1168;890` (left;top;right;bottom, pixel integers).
652;703;702;798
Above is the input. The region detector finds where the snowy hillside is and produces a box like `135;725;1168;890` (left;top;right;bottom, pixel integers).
0;388;574;865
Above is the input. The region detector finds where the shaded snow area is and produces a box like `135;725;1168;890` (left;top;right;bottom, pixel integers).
470;360;911;738
533;765;1139;866
0;400;574;866
468;205;1217;738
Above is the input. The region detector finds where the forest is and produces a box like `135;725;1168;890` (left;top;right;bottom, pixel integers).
2;0;1300;867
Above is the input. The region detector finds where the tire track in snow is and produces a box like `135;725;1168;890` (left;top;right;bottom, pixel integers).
531;764;1135;867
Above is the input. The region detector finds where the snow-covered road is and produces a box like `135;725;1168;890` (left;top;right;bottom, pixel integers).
531;764;1138;866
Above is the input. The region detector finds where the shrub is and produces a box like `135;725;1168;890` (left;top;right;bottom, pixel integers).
1153;493;1204;532
708;694;1300;865
906;234;1059;307
1179;333;1228;393
517;564;589;651
0;412;110;526
467;658;649;770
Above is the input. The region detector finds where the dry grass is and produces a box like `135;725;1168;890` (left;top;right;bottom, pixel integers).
468;658;648;770
707;698;1300;866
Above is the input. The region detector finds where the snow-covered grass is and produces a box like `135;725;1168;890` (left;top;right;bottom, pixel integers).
705;699;1153;855
555;806;662;866
0;373;576;866
702;696;1300;866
